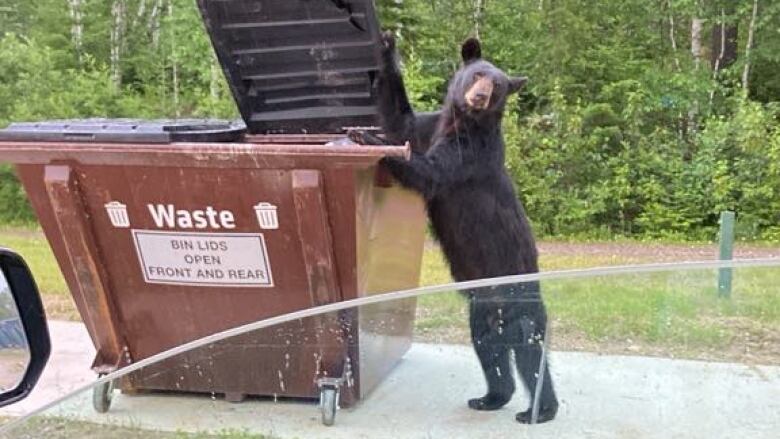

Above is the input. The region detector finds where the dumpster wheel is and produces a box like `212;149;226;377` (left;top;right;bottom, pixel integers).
319;386;339;426
93;374;114;413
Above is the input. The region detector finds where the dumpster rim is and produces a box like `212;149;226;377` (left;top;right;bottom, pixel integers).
0;141;411;167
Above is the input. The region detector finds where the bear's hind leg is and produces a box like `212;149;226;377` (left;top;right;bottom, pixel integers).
514;343;558;424
501;282;559;423
468;300;516;411
469;343;515;411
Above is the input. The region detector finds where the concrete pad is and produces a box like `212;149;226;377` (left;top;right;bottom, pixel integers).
0;320;95;417
11;338;779;439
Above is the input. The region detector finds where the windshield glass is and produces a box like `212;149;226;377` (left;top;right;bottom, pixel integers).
1;261;778;438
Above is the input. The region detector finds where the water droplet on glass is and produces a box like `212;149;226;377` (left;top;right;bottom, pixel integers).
278;370;286;392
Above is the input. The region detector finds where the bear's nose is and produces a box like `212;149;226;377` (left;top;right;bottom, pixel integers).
466;76;494;110
467;92;490;109
472;92;489;103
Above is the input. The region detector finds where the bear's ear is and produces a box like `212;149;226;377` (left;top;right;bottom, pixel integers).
461;38;482;64
509;76;528;94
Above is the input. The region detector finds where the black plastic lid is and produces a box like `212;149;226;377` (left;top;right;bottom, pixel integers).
0;119;247;143
198;0;383;134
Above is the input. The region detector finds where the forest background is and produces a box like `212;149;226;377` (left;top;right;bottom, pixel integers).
1;0;780;242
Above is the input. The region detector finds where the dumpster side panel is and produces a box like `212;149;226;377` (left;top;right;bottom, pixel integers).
291;170;343;306
355;173;427;398
318;168;363;403
322;169;359;302
16;165;128;372
15;165;83;314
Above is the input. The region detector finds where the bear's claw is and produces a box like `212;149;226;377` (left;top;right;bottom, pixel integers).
467;394;512;411
515;404;558;424
381;30;396;50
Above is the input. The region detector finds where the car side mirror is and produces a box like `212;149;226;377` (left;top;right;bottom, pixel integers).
0;248;50;407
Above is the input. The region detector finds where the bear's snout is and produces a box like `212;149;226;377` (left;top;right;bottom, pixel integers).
465;76;494;110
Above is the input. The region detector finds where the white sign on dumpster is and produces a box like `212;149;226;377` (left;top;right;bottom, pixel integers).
132;230;274;287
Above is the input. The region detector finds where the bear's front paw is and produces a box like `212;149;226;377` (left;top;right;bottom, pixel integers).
467;393;512;411
347;129;368;145
381;30;396;51
346;129;377;145
348;129;389;146
515;404;558;424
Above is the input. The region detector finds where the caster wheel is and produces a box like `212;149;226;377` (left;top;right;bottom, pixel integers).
93;374;114;414
320;387;339;426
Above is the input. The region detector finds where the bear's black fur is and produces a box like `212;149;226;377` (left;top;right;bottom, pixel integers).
350;33;558;424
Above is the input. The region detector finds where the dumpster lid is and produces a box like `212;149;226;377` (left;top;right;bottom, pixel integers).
0;119;247;143
198;0;383;135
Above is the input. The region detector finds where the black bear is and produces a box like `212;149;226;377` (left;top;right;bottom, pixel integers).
350;33;558;424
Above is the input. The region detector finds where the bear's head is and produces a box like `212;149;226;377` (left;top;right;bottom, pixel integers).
445;38;527;126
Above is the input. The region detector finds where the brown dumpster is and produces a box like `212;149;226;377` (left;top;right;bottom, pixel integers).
0;0;428;425
0;127;426;423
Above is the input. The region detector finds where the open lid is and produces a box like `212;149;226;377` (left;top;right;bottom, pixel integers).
0;119;247;143
198;0;383;134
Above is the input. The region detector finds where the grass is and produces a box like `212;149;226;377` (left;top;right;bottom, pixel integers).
0;229;74;320
417;242;780;362
0;349;29;390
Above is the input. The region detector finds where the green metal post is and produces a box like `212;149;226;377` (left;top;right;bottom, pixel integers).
718;211;735;298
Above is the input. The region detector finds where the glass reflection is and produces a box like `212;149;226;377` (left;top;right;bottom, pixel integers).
0;265;778;439
0;268;29;392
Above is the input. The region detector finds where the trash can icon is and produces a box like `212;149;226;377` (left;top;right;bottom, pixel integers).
254;202;279;230
105;201;130;228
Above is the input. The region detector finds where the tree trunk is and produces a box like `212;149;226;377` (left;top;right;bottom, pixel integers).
742;0;759;91
668;2;681;71
710;10;738;71
132;0;148;30
691;18;704;69
473;0;485;39
210;55;221;103
68;0;84;64
149;0;163;49
168;0;180;117
709;8;739;105
110;0;127;88
688;17;705;135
